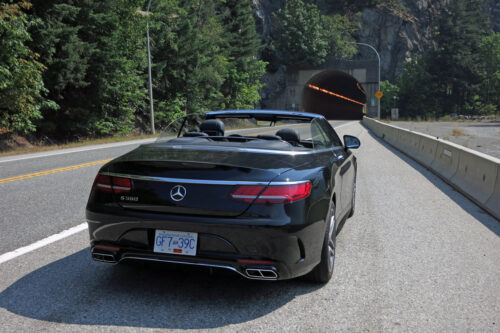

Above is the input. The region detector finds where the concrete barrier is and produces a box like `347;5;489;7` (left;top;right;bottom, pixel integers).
365;118;382;137
362;116;500;221
430;140;461;180
389;125;405;151
414;134;437;166
374;121;384;137
382;124;401;148
450;149;498;204
485;166;500;218
399;129;421;158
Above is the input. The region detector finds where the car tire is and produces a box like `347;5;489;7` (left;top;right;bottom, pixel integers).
348;171;357;218
307;202;336;283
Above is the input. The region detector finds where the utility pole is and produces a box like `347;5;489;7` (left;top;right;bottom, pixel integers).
146;0;155;134
352;42;381;119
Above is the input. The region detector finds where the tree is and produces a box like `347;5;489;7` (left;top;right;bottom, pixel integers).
29;0;147;137
476;33;500;114
427;0;490;115
312;0;378;15
78;0;147;135
220;0;266;109
273;0;358;67
395;0;494;119
150;0;230;127
0;1;54;134
396;55;440;119
379;80;399;118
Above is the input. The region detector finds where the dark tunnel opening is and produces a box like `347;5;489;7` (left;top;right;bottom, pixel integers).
302;70;366;120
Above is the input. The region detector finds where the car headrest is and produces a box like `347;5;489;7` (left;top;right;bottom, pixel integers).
183;131;208;137
200;119;225;136
276;128;300;145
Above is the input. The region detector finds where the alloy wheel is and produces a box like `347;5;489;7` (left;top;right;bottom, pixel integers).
328;212;335;271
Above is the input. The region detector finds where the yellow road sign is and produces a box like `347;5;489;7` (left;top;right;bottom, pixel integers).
375;90;383;99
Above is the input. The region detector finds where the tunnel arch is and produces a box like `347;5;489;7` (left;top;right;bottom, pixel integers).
302;70;366;120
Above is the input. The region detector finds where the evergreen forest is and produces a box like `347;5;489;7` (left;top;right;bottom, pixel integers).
0;0;498;141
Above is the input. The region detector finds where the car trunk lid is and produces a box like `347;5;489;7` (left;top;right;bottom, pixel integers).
103;144;310;217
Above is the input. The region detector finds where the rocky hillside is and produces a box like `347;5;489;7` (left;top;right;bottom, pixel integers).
253;0;499;81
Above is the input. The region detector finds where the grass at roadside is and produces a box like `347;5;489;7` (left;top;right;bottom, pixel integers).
0;134;159;158
452;127;467;137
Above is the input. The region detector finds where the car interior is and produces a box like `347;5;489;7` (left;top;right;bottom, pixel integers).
176;119;315;149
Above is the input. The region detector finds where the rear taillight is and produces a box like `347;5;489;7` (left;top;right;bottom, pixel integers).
230;182;311;204
111;176;132;193
94;174;132;194
94;174;112;192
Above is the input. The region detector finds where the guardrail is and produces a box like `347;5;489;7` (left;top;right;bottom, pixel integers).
362;117;500;220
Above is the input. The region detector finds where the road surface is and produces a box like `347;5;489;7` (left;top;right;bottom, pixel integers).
0;121;498;332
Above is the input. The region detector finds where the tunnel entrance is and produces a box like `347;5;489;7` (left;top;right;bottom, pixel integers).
302;70;366;120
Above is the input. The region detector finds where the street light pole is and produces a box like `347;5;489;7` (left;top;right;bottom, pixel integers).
353;42;381;119
146;0;155;134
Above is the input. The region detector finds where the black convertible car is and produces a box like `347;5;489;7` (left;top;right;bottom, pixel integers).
86;110;360;282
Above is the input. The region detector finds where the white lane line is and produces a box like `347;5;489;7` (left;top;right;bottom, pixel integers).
0;138;156;164
0;223;88;265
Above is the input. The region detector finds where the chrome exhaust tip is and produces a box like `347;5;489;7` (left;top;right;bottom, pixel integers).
245;268;278;280
91;251;117;263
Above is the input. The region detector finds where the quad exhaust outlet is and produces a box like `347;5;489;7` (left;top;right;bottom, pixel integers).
92;251;117;263
245;268;278;280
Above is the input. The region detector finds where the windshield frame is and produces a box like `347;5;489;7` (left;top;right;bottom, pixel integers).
155;110;333;152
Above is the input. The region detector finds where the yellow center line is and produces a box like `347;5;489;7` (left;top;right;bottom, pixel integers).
0;159;112;184
0;123;313;184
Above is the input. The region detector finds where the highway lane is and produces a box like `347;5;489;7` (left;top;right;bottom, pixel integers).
0;121;350;255
0;139;156;179
0;121;498;332
0;141;153;255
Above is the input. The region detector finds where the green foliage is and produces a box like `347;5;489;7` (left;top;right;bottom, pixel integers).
155;98;186;127
395;55;440;119
86;0;148;135
150;0;227;128
313;0;376;15
29;0;147;137
427;0;489;115
150;0;266;129
395;0;495;119
0;1;54;134
273;0;358;67
379;80;399;118
220;0;266;109
476;33;500;114
465;95;497;115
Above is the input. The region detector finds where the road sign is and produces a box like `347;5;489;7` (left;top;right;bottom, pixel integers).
375;90;383;99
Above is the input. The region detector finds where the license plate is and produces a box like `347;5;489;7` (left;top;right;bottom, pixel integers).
153;230;198;256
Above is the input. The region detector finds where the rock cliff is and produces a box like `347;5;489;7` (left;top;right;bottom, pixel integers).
253;0;498;81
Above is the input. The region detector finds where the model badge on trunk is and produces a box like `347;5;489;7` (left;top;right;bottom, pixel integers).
170;185;187;201
120;196;139;201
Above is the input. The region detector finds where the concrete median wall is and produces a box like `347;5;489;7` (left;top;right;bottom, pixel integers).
362;117;500;221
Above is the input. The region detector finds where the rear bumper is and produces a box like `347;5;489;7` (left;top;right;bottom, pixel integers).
91;248;280;280
86;210;325;280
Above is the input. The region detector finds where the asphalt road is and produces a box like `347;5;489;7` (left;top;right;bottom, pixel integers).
0;121;498;332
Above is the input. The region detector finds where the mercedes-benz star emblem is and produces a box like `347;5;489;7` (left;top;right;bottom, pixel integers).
170;185;187;202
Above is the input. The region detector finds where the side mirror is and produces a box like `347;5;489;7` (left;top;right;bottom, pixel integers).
343;135;360;149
